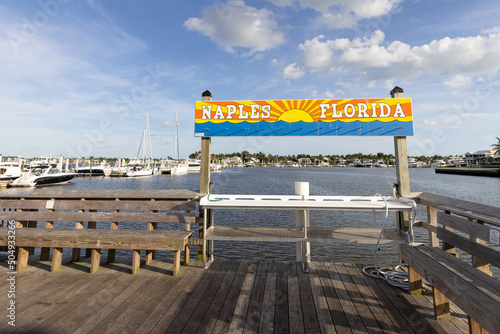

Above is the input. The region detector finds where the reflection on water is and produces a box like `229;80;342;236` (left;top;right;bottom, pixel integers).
2;167;499;266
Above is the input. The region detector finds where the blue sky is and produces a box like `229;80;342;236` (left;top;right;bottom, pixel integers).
1;0;500;159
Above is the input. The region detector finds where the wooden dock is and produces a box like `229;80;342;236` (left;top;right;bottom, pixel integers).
0;254;468;333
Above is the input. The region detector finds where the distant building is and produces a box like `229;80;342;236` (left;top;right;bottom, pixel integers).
465;150;500;167
298;158;311;165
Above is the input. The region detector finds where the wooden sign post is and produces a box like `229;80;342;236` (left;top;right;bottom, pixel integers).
391;86;411;231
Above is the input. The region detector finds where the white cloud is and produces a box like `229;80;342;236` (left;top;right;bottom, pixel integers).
283;62;305;79
290;28;500;82
184;0;285;55
268;0;401;29
299;35;334;72
443;74;472;88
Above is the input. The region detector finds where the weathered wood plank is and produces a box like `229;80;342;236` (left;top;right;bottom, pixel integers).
243;260;268;333
315;262;350;334
326;262;366;333
0;227;191;250
419;246;500;296
356;264;417;334
258;260;277;334
344;263;400;334
336;263;384;333
161;260;229;334
0;198;197;211
83;267;171;334
11;263;122;333
132;262;207;334
410;192;500;227
0;189;202;200
297;261;321;333
436;227;500;269
306;263;335;334
437;212;494;246
179;262;235;333
120;262;198;334
273;261;289;334
287;261;305;334
211;260;251;333
1;211;196;224
194;260;241;334
227;261;258;334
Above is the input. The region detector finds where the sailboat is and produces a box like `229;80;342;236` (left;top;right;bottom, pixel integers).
126;113;154;177
170;109;188;175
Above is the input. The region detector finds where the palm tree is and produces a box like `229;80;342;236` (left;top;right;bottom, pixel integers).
492;137;500;154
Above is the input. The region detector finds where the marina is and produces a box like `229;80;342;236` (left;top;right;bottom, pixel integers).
1;91;499;333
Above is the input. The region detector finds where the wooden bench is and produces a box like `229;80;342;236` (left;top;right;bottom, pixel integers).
401;207;500;334
0;227;192;275
0;190;201;276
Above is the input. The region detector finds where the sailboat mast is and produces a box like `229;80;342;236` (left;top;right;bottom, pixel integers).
147;112;152;161
174;109;179;160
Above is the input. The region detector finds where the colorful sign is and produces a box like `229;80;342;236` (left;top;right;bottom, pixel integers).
195;99;413;137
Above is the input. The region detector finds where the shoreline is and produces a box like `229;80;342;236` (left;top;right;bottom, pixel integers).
435;167;500;177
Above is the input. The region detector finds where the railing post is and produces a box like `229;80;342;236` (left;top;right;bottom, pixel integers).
199;90;212;260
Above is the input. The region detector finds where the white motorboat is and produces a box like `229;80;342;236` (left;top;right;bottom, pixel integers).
9;165;76;187
125;164;153;177
0;161;23;181
374;160;388;168
75;162;107;176
187;159;201;172
171;163;188;175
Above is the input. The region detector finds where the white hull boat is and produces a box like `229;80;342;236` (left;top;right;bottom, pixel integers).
9;166;76;187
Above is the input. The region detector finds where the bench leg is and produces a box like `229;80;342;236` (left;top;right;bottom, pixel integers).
72;248;81;262
433;287;450;320
173;250;180;276
17;247;29;271
40;221;54;261
468;316;486;334
85;221;97;257
108;249;116;264
184;244;190;266
408;266;422;295
145;250;153;265
73;221;84;262
52;247;63;272
108;221;118;264
132;250;140;275
90;249;101;274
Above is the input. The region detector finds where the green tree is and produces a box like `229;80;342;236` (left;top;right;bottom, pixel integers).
492;136;500;154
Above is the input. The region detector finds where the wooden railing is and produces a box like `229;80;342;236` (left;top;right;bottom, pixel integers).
402;192;500;333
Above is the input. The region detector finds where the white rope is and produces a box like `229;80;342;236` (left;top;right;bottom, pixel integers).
362;190;418;290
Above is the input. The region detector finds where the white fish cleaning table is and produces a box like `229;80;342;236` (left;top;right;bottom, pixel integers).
200;195;414;268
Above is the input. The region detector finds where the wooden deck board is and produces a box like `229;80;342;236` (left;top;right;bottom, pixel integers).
211;260;250;333
0;256;468;333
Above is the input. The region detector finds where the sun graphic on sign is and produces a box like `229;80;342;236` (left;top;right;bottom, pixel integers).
262;99;324;123
277;109;315;123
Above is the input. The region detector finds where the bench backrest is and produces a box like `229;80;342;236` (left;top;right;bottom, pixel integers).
0;190;201;228
437;211;500;270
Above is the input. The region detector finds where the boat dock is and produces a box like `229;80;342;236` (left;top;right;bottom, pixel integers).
0;254;468;333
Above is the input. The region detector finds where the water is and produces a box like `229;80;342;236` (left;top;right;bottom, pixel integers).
2;167;499;266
